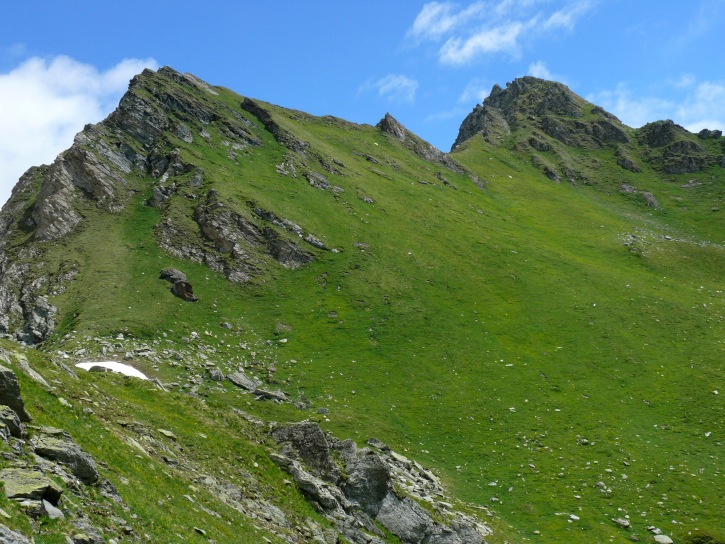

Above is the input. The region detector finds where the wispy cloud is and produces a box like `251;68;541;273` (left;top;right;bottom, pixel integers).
408;1;487;42
459;77;494;103
527;61;569;84
408;0;596;65
360;74;420;104
0;55;157;207
589;77;725;132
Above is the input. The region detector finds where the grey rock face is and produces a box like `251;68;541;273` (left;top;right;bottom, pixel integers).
0;523;33;543
272;421;340;482
32;427;99;484
341;450;390;516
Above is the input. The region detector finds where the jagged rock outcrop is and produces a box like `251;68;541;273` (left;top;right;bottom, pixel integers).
157;189;315;284
271;421;490;544
240;98;308;154
635;120;719;173
377;113;467;176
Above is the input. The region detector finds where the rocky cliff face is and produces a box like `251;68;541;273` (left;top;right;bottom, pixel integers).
0;67;327;343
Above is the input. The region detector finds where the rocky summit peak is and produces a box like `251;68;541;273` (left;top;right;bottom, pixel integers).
452;76;628;151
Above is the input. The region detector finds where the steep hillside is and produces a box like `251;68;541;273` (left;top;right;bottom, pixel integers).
0;68;723;543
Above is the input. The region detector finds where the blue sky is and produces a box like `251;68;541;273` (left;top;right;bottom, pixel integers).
2;0;725;206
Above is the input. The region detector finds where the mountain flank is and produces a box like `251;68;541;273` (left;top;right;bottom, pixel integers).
0;67;723;543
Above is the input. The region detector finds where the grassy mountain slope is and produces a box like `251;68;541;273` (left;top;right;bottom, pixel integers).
0;68;723;543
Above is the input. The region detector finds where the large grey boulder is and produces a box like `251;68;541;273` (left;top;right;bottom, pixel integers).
32;427;99;484
272;421;339;482
0;365;30;422
226;370;258;391
341;450;390;516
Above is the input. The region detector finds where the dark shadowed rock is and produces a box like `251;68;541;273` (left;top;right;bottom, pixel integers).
0;366;30;422
171;280;198;302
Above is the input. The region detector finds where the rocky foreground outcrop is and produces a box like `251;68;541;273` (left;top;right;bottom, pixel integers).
271;421;491;544
0;357;122;542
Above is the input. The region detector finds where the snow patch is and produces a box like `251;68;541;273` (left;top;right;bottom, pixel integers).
76;361;149;380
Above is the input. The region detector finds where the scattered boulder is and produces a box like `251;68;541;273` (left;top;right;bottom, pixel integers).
643;192;660;208
207;367;224;381
159;268;187;283
698;128;722;139
226;371;258;391
171;280;198;302
32;427;99;484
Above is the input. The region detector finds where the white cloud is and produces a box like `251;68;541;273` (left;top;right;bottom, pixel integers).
588;84;675;128
361;74;419;104
528;61;553;80
589;78;725;132
0;55;157;207
439;21;525;64
408;0;595;66
677;81;725;132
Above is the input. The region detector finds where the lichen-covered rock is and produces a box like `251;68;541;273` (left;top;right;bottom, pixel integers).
0;468;63;504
